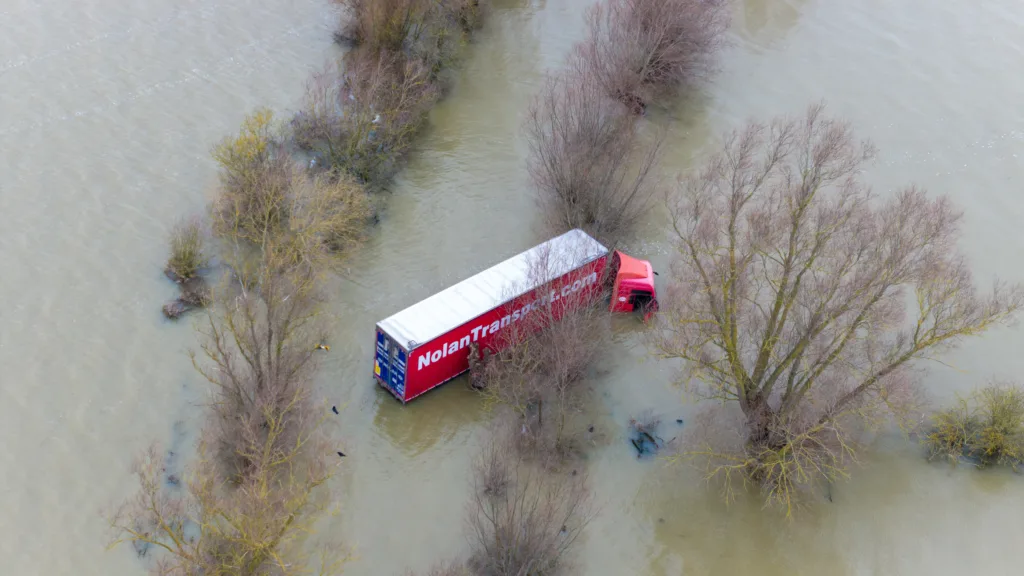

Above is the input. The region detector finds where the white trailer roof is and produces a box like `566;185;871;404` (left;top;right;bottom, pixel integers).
377;229;608;349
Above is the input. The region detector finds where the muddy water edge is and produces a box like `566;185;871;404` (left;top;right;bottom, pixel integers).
2;0;1024;574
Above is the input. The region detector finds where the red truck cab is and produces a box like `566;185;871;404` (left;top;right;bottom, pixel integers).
609;251;658;317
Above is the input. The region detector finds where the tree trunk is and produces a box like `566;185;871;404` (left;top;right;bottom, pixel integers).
743;394;775;449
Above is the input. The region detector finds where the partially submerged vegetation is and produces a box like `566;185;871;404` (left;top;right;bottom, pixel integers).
162;218;211;320
292;53;439;187
525;65;662;245
211;108;372;252
525;0;727;246
160;0;487;318
466;432;593;575
474;250;608;468
926;382;1024;469
333;0;484;74
119;106;351;571
165;217;208;283
579;0;728;113
653;104;1024;514
130;0;496;569
116;237;346;573
291;0;488;190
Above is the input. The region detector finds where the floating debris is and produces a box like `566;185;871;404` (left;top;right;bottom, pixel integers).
629;411;667;458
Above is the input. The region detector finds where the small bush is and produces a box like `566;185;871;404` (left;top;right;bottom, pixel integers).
975;385;1024;466
293;170;374;253
334;0;432;52
925;396;975;465
334;0;483;67
474;248;609;468
925;383;1024;469
212;110;295;242
578;0;729;111
467;433;593;576
165;217;208;282
296;52;438;188
525;63;661;244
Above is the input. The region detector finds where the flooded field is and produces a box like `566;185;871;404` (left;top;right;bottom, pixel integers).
2;0;1024;574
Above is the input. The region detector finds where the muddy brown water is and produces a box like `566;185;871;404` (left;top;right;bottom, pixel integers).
3;0;1024;574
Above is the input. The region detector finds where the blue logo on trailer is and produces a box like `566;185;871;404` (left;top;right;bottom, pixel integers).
375;331;406;399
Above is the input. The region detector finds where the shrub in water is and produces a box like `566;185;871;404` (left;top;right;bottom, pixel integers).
165;217;208;282
926;383;1024;469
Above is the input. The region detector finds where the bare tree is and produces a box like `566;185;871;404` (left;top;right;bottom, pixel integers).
578;0;729;112
333;0;433;51
212;109;295;243
654;104;1024;513
525;63;661;246
475;245;609;463
333;0;484;65
294;52;438;187
213;108;373;257
190;232;332;481
109;430;340;575
466;432;593;576
292;66;346;153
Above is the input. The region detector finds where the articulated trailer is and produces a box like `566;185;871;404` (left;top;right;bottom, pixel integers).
373;229;658;403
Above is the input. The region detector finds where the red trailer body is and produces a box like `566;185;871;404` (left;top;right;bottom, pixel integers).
373;230;656;403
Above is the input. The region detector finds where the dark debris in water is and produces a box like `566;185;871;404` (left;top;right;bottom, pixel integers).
629;411;679;458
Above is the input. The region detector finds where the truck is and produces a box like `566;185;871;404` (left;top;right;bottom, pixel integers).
373;229;658;403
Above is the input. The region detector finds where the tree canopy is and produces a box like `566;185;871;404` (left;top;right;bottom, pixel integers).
655;104;1024;511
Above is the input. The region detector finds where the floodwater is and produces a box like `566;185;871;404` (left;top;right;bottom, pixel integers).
2;0;1024;574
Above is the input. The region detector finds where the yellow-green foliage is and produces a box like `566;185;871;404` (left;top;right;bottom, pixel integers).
166;217;208;281
211;107;375;261
213;108;275;180
211;109;292;242
975;385;1024;466
925;396;974;465
926;383;1024;469
283;170;373;262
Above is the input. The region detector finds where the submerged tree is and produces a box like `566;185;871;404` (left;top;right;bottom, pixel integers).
112;240;345;572
474;244;609;465
525;62;661;246
926;381;1024;469
109;429;340;575
466;432;593;576
578;0;729;112
654;104;1024;512
293;52;438;187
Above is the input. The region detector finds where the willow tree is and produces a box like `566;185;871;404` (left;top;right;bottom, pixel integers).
655;104;1024;511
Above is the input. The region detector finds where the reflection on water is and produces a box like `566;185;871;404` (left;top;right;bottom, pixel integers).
372;378;487;457
736;0;806;48
3;0;1024;574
